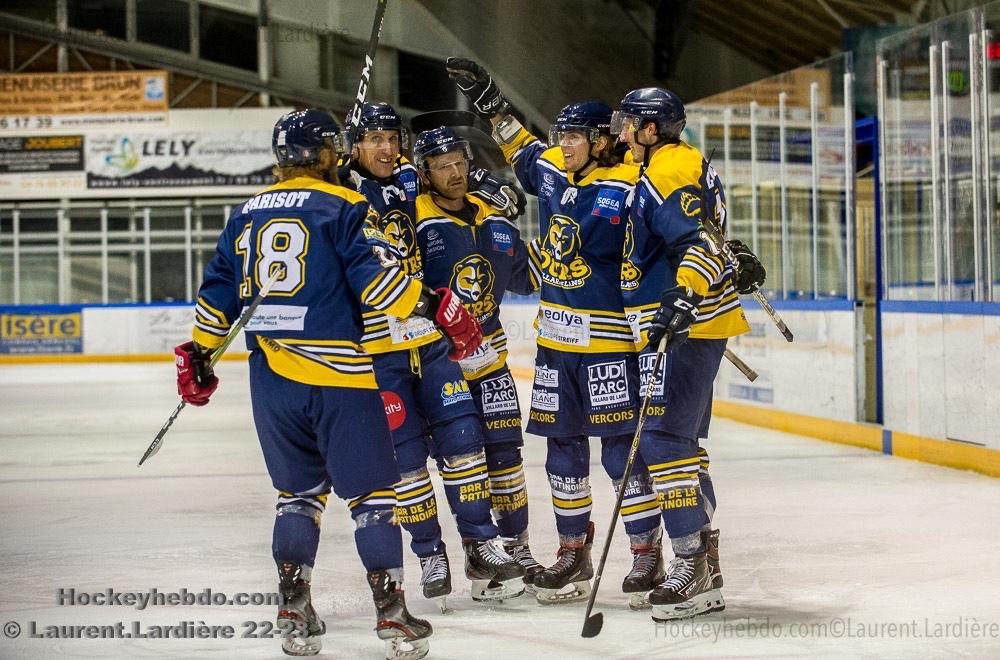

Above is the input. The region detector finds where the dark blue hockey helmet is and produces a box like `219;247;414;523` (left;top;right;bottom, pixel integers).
356;102;410;150
548;101;613;147
412;126;473;170
612;87;686;141
272;109;345;166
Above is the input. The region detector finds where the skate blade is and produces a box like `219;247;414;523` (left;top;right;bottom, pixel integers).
650;589;725;622
627;591;652;611
436;595;449;614
385;636;430;660
281;634;323;656
470;577;526;602
534;579;591;605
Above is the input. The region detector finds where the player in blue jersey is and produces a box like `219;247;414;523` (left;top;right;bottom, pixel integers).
339;103;525;607
447;59;665;608
612;88;761;622
411;126;544;593
173;109;483;659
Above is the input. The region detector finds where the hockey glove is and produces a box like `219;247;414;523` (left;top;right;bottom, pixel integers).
647;286;703;351
727;239;766;295
445;57;510;118
414;287;483;360
468;167;526;219
174;341;218;406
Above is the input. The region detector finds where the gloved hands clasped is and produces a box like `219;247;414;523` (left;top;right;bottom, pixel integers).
445;58;510;119
468;167;526;219
646;286;703;351
415;287;483;361
174;341;219;406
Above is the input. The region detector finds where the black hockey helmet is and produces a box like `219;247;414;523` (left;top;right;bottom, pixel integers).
412;126;474;170
612;87;686;142
548;101;613;147
272;109;344;166
356;102;410;150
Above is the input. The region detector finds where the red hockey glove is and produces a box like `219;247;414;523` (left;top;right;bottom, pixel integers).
174;341;218;406
433;288;482;360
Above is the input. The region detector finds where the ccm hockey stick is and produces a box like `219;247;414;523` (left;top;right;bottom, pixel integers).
342;0;389;158
698;156;793;342
582;334;669;638
138;266;285;467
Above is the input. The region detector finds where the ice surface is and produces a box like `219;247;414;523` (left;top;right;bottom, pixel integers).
1;362;999;659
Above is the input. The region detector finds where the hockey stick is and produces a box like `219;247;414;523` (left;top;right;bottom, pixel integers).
138;266;285;467
699;153;793;342
723;348;758;382
342;0;389;159
582;334;669;638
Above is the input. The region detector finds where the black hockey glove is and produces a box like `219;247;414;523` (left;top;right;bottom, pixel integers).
647;286;703;351
445;57;510;118
727;239;766;295
468;168;526;219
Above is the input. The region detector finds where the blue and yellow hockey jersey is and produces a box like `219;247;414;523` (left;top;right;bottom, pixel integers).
415;193;537;380
346;157;443;354
501;128;639;354
192;176;423;389
625;142;750;347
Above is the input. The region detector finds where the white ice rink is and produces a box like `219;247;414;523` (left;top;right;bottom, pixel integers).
2;361;999;659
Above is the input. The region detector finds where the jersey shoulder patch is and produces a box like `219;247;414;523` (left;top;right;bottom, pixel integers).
644;143;703;199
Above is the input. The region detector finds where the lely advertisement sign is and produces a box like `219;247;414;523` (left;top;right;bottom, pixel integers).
0;107;289;200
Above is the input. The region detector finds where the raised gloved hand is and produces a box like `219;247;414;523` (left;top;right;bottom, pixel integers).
445;57;510;118
727;239;766;295
174;341;218;406
468;167;526;219
646;286;703;351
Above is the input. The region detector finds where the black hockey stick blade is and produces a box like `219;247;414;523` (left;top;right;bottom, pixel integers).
581;611;604;638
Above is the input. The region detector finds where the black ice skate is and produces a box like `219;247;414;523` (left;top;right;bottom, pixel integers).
504;541;544;592
368;569;432;660
275;561;326;656
621;537;665;610
649;553;725;622
462;537;526;602
418;549;452;613
703;528;724;591
533;522;595;605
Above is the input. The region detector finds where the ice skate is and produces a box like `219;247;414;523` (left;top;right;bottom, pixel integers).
504;541;544;592
368;569;432;660
703;528;724;590
622;536;665;610
534;522;594;604
275;561;325;656
649;553;725;622
418;549;452;613
463;537;526;602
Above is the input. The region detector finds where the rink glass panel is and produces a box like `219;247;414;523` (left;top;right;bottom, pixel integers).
688;52;855;300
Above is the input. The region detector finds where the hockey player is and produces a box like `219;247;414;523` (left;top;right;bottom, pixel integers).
612;88;754;622
447;58;665;608
340;103;525;606
174;109;482;659
411;126;544;591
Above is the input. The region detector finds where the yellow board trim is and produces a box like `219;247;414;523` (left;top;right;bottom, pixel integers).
0;352;251;364
891;431;1000;478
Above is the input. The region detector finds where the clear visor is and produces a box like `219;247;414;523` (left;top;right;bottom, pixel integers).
356;128;409;152
610;111;641;137
420;142;473;170
548;128;595;148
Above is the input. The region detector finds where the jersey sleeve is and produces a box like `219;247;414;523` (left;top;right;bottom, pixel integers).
648;184;728;297
335;200;423;318
192;213;242;349
499;127;549;196
506;227;539;295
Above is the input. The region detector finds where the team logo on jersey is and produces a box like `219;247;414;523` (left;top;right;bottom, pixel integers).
620;218;642;291
537;215;591;289
560;187;578;206
441;380;473;406
450;255;497;322
679;191;701;218
375;209;422;275
363;208;399;268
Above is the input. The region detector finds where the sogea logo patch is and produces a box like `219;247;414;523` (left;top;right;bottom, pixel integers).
591;187;625;224
491;227;513;255
587;360;629;408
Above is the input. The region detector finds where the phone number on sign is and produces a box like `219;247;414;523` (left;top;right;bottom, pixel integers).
6;620;295;640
